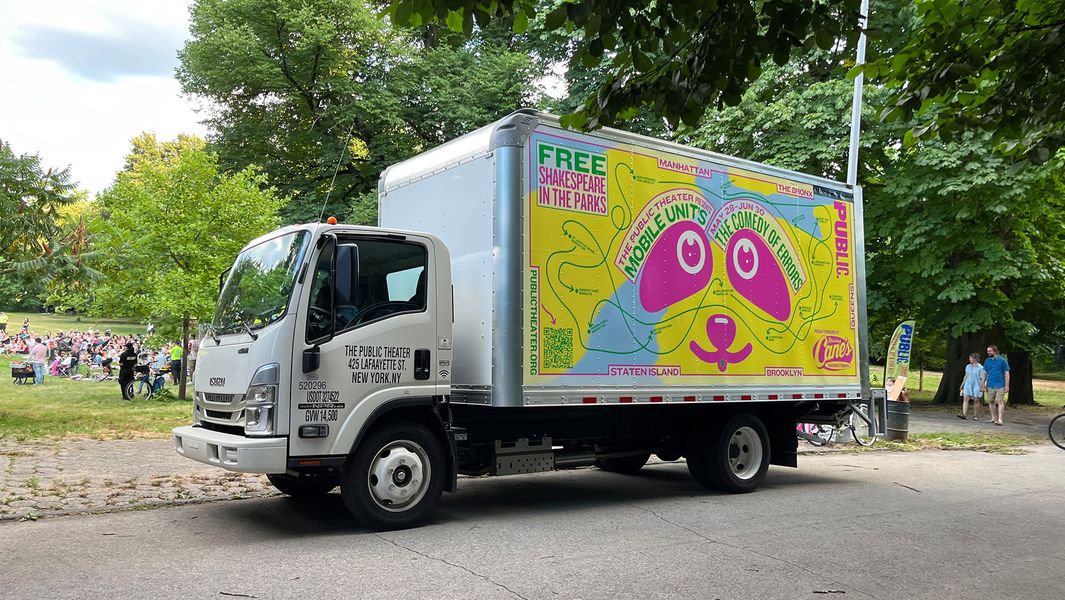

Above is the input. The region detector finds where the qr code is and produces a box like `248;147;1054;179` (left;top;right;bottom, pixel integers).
543;327;573;369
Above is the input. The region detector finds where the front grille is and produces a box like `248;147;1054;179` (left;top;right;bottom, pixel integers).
204;393;240;404
205;409;240;420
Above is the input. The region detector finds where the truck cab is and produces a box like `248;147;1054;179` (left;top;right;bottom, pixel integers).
174;222;455;529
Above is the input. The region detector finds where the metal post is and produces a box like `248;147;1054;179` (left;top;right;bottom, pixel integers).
846;0;870;186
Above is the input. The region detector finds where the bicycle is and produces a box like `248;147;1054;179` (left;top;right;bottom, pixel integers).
1050;412;1065;450
797;403;877;447
126;365;168;400
796;422;835;446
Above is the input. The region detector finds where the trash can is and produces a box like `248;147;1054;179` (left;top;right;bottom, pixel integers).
885;400;910;441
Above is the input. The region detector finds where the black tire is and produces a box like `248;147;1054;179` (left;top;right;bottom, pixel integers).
705;414;770;493
595;452;651;474
267;473;338;498
341;422;445;531
1049;414;1065;451
655;451;682;462
124;381;135;400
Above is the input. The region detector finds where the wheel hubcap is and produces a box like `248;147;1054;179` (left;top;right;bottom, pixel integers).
728;426;763;480
367;440;429;512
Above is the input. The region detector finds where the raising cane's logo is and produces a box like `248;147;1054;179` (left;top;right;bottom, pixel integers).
813;335;854;371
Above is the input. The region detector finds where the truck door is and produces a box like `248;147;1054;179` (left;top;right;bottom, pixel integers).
290;234;437;457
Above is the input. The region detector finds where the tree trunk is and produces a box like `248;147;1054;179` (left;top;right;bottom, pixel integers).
179;315;189;401
1006;347;1034;405
932;330;998;404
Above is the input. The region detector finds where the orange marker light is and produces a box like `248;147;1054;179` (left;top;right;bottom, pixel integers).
326;216;338;225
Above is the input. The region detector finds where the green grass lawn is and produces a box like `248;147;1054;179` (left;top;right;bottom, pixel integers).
0;356;190;441
3;311;144;336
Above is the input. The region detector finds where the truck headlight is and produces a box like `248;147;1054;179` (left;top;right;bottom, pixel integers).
245;384;276;434
244;363;279;436
193;392;203;426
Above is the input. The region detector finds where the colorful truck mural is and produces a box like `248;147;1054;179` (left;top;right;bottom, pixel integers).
525;126;860;387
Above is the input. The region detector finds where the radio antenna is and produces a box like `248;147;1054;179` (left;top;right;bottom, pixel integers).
319;120;356;223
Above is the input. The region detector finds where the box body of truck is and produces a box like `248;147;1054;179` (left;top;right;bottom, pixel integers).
174;110;873;530
380;110;869;409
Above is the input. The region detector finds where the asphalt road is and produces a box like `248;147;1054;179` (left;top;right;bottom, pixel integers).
2;445;1063;600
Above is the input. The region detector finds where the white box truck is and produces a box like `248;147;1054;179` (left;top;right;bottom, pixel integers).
173;110;877;530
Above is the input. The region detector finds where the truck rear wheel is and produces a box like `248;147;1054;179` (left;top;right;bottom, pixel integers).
267;473;337;498
595;452;651;474
687;414;770;493
341;422;444;531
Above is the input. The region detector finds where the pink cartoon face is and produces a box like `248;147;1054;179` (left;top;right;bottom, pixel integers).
639;221;713;312
725;229;791;321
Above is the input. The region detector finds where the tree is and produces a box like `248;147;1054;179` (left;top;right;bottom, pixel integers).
871;0;1065;165
387;0;862;129
178;0;539;224
86;134;286;398
0;139;86;288
866;135;1065;404
671;0;1065;406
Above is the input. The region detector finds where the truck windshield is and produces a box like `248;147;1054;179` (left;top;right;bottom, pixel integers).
214;231;309;334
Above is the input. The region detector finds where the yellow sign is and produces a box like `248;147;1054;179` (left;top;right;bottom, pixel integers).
524;128;860;386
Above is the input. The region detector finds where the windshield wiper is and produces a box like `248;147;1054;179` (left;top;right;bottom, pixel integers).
204;323;221;345
236;317;259;341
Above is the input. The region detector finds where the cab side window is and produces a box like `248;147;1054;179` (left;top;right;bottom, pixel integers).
336;239;427;331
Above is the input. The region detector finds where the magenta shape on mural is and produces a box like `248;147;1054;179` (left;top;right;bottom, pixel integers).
690;313;753;372
725;229;791;321
638;221;713;312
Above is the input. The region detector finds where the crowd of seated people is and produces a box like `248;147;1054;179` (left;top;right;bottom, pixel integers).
3;321;191;384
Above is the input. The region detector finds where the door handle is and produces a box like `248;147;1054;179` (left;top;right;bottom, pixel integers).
414;349;430;380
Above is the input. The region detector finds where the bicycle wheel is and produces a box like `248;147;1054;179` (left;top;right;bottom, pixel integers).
850;403;876;447
1049;413;1065;451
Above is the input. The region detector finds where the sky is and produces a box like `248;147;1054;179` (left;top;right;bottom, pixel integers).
0;0;206;196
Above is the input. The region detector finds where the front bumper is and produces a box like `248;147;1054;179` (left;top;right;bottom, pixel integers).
173;426;287;474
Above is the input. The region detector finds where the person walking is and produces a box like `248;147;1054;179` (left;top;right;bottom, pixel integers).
118;342;138;400
984;345;1010;425
958;352;986;420
27;337;48;385
0;311;8;334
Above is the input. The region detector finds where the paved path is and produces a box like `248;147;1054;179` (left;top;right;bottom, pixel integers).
1;406;1058;521
0;437;273;520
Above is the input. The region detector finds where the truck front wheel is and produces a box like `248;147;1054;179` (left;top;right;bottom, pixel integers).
687;414;770;493
341;422;444;530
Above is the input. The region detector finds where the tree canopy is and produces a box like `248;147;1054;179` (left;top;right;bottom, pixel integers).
871;0;1065;165
83;134;285;336
387;0;862;129
178;0;539;224
0;139;83;276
